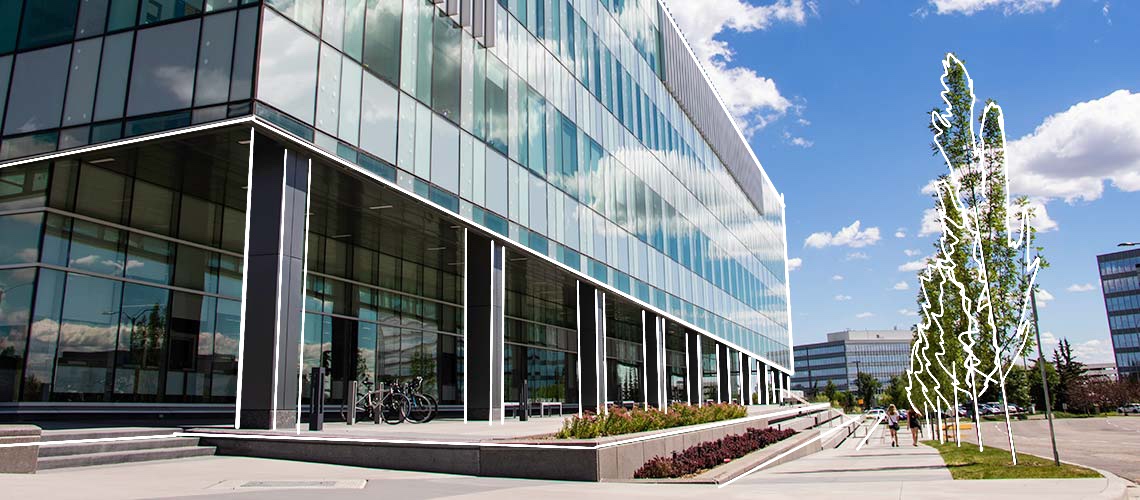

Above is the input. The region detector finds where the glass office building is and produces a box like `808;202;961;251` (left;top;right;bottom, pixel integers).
1098;249;1140;381
792;330;911;396
0;0;792;426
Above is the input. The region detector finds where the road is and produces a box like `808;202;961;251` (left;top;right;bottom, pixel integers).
963;415;1140;482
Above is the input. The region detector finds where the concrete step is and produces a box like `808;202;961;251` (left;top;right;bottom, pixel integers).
40;427;180;442
36;446;216;470
38;436;201;457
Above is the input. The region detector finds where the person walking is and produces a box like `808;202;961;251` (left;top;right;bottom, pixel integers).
908;407;923;446
885;404;900;447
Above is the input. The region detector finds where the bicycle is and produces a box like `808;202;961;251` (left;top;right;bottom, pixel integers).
402;376;438;424
339;377;380;423
378;379;411;425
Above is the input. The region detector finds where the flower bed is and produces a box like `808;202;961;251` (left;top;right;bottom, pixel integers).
554;403;747;439
633;427;797;478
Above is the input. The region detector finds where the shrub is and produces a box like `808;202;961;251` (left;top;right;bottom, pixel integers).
634;427;797;479
555;403;747;439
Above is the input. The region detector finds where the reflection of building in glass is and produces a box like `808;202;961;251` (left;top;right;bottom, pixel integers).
1098;249;1140;381
0;0;794;424
792;330;912;395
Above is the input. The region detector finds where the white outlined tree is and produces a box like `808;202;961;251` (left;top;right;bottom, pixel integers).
908;54;1044;464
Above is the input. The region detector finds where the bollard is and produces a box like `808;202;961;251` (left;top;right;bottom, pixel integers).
519;379;529;422
346;380;358;425
309;367;326;431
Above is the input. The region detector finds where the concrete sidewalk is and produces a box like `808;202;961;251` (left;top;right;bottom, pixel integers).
725;419;1124;499
0;419;1129;499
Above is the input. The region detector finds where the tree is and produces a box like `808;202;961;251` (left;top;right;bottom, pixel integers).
883;375;908;408
1028;357;1058;412
855;372;881;409
1053;338;1085;410
1005;364;1032;408
823;380;838;404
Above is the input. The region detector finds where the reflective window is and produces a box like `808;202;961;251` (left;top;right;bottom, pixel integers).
343;0;364;61
18;0;79;51
107;0;139;31
430;114;458;193
0;56;10;128
315;44;342;134
359;71;398;163
194;11;237;107
266;0;322;33
362;0;401;85
63;39;102;126
0;0;21;53
485;149;508;216
228;7;258;101
113;283;169;399
76;0;109;39
125;233;174;285
430;15;460;122
258;9;319;124
93;32;133;121
484;54;508;155
139;0;204;25
321;0;344;48
4;45;70;135
128;19;200;116
53;274;121;400
0;213;43;266
338;59;362;145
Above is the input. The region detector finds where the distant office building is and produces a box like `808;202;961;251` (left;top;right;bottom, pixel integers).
1099;249;1140;381
1083;362;1118;382
791;329;912;395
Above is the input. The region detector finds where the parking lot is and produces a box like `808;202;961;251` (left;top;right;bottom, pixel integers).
964;415;1140;482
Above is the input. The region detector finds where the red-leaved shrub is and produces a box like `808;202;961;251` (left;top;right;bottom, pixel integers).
634;427;796;478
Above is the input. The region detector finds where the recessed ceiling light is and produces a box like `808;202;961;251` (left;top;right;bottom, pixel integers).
237;139;252;145
509;257;528;262
331;234;352;239
426;246;446;251
368;205;393;210
88;157;115;164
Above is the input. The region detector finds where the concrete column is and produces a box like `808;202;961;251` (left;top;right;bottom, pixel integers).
235;133;310;430
759;363;769;405
577;282;606;414
641;312;665;409
685;331;701;405
717;344;730;403
466;233;505;422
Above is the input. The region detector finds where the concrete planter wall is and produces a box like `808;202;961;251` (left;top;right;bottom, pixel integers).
198;405;841;482
0;425;41;473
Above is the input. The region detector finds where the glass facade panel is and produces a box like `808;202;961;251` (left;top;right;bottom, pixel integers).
93;31;134;121
258;8;319;124
4;45;70;135
127;19;201;116
359;71;398;163
194;11;237;107
18;0;80;51
62;39;102;126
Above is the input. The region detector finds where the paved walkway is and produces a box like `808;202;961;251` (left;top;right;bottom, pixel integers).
0;417;1127;499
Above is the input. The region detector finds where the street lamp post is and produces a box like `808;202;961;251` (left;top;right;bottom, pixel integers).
1031;290;1061;466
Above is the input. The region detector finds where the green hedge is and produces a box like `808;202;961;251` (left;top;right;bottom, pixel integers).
555;403;748;439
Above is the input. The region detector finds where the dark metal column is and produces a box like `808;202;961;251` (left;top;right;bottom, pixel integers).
577;282;604;414
685;331;701;405
741;354;751;405
466;233;505;422
759;362;770;405
717;344;730;403
642;312;661;409
236;132;310;430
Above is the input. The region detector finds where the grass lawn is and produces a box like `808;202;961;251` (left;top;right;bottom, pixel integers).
924;440;1101;480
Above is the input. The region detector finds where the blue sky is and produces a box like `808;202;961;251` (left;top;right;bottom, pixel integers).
665;0;1140;362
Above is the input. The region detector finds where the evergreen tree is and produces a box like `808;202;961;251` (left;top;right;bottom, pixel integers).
1053;338;1086;410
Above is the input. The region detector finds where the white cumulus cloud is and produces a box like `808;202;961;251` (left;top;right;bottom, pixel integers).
895;228;907;238
846;252;870;261
856;312;875;319
663;0;813;133
1035;288;1055;307
1009;90;1140;203
928;0;1060;15
787;257;803;271
904;249;922;257
898;309;920;317
899;259;928;272
1066;283;1095;293
835;294;853;301
893;281;910;291
832;274;845;281
805;221;881;248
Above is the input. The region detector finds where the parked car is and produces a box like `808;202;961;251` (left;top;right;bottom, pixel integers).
1119;403;1140;415
899;409;909;420
866;408;886;419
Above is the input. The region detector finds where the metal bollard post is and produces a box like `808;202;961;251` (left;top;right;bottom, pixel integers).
309;367;326;431
346;380;358;425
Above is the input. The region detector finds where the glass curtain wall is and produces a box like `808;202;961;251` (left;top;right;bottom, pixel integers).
249;0;792;371
701;336;717;403
503;250;578;406
604;294;642;405
0;129;248;404
664;322;686;404
301;159;465;408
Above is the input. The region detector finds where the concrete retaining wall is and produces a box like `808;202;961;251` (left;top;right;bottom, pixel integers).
0;425;41;473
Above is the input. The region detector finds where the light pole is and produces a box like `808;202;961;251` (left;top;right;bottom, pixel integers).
1031;289;1061;466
